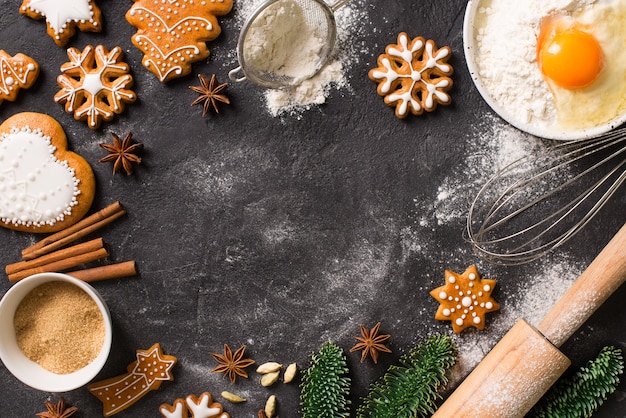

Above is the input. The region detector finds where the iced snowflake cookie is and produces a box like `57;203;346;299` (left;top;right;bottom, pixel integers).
20;0;102;47
369;32;453;118
160;392;230;418
0;51;39;105
54;45;136;130
126;0;233;83
0;112;95;233
430;265;499;333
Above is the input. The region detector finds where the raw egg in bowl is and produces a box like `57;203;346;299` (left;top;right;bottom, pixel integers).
464;0;626;140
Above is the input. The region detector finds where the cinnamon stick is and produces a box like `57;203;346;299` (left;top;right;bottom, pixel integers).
66;261;138;282
8;247;110;282
21;202;125;261
6;238;106;276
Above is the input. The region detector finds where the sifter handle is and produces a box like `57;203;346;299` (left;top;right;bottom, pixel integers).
537;223;626;347
228;66;247;83
330;0;351;12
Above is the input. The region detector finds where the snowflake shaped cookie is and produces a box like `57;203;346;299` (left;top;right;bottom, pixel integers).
369;32;453;118
20;0;102;47
0;51;39;104
54;45;136;130
159;392;230;418
430;265;499;333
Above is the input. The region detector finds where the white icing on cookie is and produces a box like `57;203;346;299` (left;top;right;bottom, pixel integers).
0;54;38;96
160;400;186;418
0;126;79;227
129;4;212;82
23;0;96;33
185;393;221;418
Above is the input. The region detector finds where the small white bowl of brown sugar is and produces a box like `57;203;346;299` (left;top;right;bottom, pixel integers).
0;272;112;392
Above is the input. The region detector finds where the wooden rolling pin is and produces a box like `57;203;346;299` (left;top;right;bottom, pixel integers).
434;223;626;417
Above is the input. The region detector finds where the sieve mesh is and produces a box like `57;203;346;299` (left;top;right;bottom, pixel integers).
234;0;337;88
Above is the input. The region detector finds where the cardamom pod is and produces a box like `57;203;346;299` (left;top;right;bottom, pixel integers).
283;362;297;383
265;395;277;418
221;391;246;403
256;362;282;374
260;370;280;387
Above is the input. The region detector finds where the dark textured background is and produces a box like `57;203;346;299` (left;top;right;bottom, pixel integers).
1;0;625;416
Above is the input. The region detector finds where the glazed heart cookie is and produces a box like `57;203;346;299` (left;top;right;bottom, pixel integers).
0;112;95;233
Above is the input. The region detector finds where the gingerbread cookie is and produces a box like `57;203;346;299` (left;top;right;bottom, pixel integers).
0;112;95;233
54;45;136;129
160;392;230;418
20;0;103;47
126;0;233;83
369;32;453;118
0;51;39;105
89;343;177;417
430;265;499;333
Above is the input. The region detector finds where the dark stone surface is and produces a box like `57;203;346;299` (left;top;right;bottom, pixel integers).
0;0;624;417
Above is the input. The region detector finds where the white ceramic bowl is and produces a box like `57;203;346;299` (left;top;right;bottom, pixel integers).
463;0;626;140
0;273;112;392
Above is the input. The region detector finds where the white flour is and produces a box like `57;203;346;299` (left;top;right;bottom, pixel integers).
474;0;596;128
265;60;345;116
231;0;370;117
243;0;324;82
401;112;584;384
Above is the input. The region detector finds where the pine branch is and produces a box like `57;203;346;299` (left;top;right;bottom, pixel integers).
357;334;457;418
528;346;624;418
300;341;351;418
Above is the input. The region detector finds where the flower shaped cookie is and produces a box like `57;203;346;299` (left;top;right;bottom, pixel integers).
430;265;499;333
54;45;136;129
369;32;453;118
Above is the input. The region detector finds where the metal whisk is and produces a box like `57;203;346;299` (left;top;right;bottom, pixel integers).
467;129;626;265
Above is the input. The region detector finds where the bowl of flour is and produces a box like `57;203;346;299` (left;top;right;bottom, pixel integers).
463;0;626;140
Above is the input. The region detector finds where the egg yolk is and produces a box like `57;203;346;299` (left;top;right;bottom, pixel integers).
537;22;603;89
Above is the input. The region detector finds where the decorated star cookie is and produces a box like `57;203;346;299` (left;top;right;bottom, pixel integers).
0;112;95;233
430;265;499;333
0;51;39;105
125;0;233;83
89;343;177;417
160;392;230;418
54;45;136;129
369;32;453;118
20;0;103;47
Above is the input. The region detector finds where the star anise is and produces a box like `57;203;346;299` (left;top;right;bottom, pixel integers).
36;398;77;418
349;322;392;364
99;132;143;175
190;74;230;115
210;344;255;383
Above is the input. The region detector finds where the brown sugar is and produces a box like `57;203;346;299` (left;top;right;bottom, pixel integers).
13;281;105;374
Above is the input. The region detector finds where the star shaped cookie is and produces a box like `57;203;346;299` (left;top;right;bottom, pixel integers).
430;265;499;333
20;0;102;46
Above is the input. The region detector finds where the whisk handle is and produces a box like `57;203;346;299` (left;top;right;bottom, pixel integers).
537;223;626;347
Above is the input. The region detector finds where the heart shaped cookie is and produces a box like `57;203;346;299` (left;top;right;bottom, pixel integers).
0;112;95;233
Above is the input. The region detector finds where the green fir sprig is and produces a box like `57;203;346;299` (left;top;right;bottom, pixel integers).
528;345;624;418
357;334;456;418
300;341;351;418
